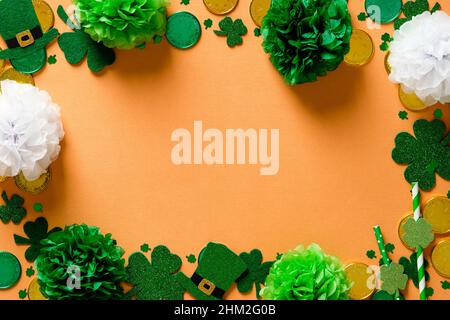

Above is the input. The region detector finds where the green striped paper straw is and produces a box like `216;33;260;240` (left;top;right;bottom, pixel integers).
412;182;427;300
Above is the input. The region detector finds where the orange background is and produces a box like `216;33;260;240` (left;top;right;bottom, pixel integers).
0;0;449;300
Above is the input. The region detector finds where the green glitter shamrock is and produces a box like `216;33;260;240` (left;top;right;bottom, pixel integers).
379;42;389;52
434;108;443;119
204;19;213;29
14;217;62;262
372;290;405;300
57;6;115;72
26;266;35;277
385;243;395;254
398;110;408;120
366;250;376;259
403;217;434;249
426;287;434;297
0;191;26;224
392;119;450;191
236;249;273;298
357;12;367;21
18;289;27;299
214;17;247;48
48;55;57;64
381;33;393;42
442;280;450;289
186;254;196;263
180;0;189;5
254;28;261;37
380;263;408;295
394;0;440;29
126;245;185;300
140;243;150;253
399;252;430;288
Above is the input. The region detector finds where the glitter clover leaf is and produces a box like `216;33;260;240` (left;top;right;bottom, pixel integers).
204;19;213;29
398;110;408;120
385;243;395;254
214;17;248;47
357;12;367;21
126;245;185;300
0;191;26;224
394;0;441;29
380;263;408;295
26;266;35;277
442;280;450;290
399;252;430;288
48;55;57;64
403;217;434;249
18;289;27;299
140;243;150;253
366;250;376;259
186;254;196;263
392;119;450;191
236;249;274;299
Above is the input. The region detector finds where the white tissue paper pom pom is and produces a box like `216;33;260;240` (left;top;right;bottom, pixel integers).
0;80;64;180
388;11;450;106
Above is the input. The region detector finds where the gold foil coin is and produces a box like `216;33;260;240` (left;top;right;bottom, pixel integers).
398;85;427;111
0;68;35;86
14;168;52;195
344;29;374;67
423;196;450;234
32;0;55;33
385;51;391;74
431;240;450;278
398;213;414;250
203;0;239;15
345;262;375;300
28;278;47;300
250;0;271;27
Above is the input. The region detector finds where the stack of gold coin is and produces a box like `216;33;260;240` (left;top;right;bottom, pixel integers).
32;0;55;32
28;278;47;300
250;0;271;27
398;86;428;111
203;0;239;15
344;29;374;67
398;213;415;250
423;196;450;234
345;262;376;300
14;169;52;194
431;240;450;278
0;68;35;86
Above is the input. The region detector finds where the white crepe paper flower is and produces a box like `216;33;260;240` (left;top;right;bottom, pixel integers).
388;11;450;106
0;80;64;180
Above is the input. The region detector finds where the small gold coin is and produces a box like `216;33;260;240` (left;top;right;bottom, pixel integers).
203;0;239;15
431;240;450;278
423;196;450;234
250;0;271;27
344;29;374;67
0;68;35;86
398;85;427;111
398;213;415;250
32;0;55;33
345;262;376;300
385;51;391;74
28;278;47;300
14;168;52;195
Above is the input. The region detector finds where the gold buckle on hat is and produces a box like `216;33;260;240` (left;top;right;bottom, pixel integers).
16;30;34;48
198;278;215;296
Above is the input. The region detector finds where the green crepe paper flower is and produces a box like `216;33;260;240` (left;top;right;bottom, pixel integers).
74;0;169;49
392;119;449;191
380;263;408;296
403;217;434;249
261;244;351;300
261;0;352;85
35;224;126;300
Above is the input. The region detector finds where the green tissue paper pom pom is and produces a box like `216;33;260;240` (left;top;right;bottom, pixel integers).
75;0;169;49
261;244;351;300
35;224;126;300
261;0;352;85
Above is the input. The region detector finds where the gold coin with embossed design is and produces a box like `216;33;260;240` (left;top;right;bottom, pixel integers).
345;262;376;300
14;169;52;194
250;0;271;27
344;29;374;67
28;278;47;300
0;68;35;85
32;0;55;32
398;86;427;111
423;196;450;234
203;0;239;15
431;240;450;278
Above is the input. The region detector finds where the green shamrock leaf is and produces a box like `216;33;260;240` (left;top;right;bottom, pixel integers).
0;191;26;224
399;252;430;288
394;0;440;29
381;33;393;42
434;108;443;119
357;12;367;21
236;249;274;299
126;245;185;300
426;287;434;297
385;243;395;254
14;217;62;262
26;266;35;277
204;19;213;30
18;289;27;299
403;217;434;249
398;110;408;120
140;243;150;253
214;17;248;47
380;42;389;51
366;250;376;259
392;119;450;191
442;280;450;289
380;263;408;295
57;6;116;73
180;0;190;5
186;254;196;263
48;55;57;64
254;28;261;37
431;2;441;12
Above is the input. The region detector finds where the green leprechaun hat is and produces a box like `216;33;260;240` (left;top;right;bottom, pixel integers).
176;242;247;300
0;0;58;74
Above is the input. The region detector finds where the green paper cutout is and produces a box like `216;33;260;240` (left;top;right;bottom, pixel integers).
426;287;434;297
385;243;395;254
236;249;273;299
398;110;408;120
204;19;213;30
140;243;150;253
392;119;450;191
186;254;196;263
126;245;184;300
380;42;389;51
14;217;62;262
380;263;408;295
434;108;443;119
26;266;35;277
214;17;247;48
181;0;190;5
33;202;43;213
56;6;116;73
403;217;434;249
18;289;27;299
381;33;393;42
254;28;261;37
399;252;430;288
431;2;441;12
48;55;57;64
0;191;26;225
441;280;450;289
366;250;376;259
394;0;441;29
357;12;367;21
